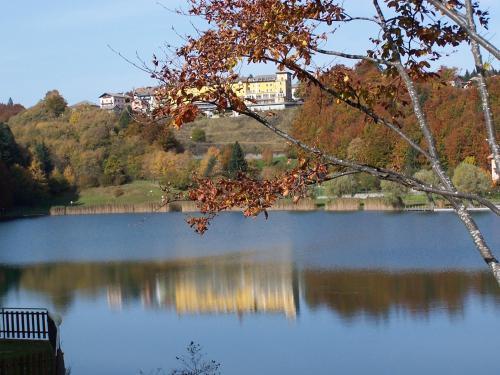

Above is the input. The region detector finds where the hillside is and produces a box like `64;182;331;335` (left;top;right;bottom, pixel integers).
4;91;297;202
173;108;296;154
292;63;500;172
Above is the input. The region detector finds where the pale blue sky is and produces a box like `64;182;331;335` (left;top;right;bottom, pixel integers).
1;0;499;107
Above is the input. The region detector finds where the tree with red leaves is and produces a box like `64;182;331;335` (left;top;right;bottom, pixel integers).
146;0;500;284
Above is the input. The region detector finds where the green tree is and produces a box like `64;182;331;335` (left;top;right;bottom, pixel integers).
0;161;14;210
44;90;67;117
0;122;23;167
103;155;127;185
48;168;70;194
7;98;13;106
463;69;471;81
33;142;53;176
159;128;184;153
191;128;206;142
10;164;40;205
227;141;247;177
381;180;407;207
202;156;217;177
327;175;358;197
452;162;491;194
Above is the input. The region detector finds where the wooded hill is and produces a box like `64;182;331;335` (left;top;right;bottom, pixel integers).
1;65;497;212
292;62;499;173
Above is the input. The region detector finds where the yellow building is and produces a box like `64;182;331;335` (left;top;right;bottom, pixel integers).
196;72;298;116
232;72;293;104
131;72;298;115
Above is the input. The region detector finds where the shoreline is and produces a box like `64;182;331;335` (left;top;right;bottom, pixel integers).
45;201;500;216
3;200;498;220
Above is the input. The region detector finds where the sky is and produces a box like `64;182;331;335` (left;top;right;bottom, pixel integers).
1;0;499;107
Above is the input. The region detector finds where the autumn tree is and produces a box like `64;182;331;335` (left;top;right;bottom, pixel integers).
0;102;25;123
147;0;500;283
198;146;220;177
44;90;67;117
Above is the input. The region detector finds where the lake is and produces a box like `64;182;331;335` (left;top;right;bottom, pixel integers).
0;212;499;374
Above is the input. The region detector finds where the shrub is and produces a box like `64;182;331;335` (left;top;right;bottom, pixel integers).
452;162;490;194
113;188;125;198
191;128;206;142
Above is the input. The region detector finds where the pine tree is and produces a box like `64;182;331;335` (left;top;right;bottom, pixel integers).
0;122;23;167
33;142;53;176
227;141;247;177
7;97;13;106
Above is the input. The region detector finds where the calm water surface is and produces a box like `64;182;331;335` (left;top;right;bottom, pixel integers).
0;212;499;374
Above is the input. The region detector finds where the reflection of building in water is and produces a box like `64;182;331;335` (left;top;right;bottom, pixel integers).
145;262;299;319
107;285;123;310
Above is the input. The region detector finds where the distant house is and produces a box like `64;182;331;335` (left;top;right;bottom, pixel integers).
447;77;465;88
464;76;481;89
131;87;158;113
488;154;499;184
99;93;131;111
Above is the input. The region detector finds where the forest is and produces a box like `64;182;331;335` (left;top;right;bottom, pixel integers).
0;65;497;212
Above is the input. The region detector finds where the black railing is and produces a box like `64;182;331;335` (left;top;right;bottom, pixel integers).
0;308;49;341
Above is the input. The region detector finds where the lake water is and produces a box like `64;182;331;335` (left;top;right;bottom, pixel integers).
0;212;499;374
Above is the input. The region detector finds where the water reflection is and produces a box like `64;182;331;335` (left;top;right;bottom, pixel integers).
1;258;498;321
302;269;500;321
0;258;300;319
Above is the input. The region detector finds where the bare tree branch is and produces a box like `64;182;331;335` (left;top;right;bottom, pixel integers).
237;108;500;215
464;0;500;177
311;47;395;66
374;0;500;284
425;0;500;60
251;54;432;161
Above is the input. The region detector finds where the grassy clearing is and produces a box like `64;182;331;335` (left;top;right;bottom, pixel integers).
174;109;297;153
74;180;165;206
2;182;165;218
402;194;430;206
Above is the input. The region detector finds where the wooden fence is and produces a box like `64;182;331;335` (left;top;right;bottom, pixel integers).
0;308;49;341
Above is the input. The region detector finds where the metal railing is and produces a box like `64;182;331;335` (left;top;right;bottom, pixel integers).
0;308;50;341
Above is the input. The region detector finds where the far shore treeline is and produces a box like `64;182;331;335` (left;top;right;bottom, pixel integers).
0;64;498;213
